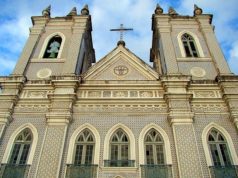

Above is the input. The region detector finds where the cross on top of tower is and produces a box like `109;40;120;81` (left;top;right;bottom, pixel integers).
110;24;133;46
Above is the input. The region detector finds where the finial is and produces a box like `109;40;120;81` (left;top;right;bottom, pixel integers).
117;40;126;47
155;3;163;15
168;7;178;16
194;4;203;16
42;5;51;17
67;7;77;16
81;4;89;15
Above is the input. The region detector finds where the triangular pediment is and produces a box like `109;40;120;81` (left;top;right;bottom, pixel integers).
83;45;158;80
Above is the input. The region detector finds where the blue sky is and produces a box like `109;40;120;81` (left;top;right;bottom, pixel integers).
0;0;237;75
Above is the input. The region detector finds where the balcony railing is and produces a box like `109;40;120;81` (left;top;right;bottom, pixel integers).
141;164;172;178
0;164;30;178
104;160;135;167
209;165;238;178
66;164;98;178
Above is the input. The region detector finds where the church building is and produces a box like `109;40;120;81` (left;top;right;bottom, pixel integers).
0;3;238;178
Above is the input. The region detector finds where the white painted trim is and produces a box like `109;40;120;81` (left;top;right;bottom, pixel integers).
2;123;38;165
177;30;204;58
103;123;136;161
138;123;172;165
39;32;66;59
202;122;238;166
66;123;100;165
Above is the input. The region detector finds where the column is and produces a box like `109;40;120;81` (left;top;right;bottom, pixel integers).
0;76;25;140
12;17;48;75
36;76;78;178
217;75;238;129
162;75;203;178
154;15;179;74
63;16;90;74
196;15;231;74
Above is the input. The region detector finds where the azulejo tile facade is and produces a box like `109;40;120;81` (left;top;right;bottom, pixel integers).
0;3;238;178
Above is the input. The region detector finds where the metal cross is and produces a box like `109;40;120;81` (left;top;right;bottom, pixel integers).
110;24;133;41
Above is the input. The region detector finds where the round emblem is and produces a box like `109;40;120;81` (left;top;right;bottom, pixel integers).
37;68;52;79
114;65;129;76
190;67;206;77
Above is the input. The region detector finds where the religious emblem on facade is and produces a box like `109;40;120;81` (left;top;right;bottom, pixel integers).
114;65;129;76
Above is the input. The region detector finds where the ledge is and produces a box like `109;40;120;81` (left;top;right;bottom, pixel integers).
30;58;65;63
100;167;138;172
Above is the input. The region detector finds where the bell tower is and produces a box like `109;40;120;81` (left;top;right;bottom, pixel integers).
12;5;95;79
150;4;232;79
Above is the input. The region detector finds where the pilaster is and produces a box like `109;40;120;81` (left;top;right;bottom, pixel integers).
12;17;49;75
217;75;238;129
63;16;90;74
36;76;79;178
196;15;231;74
153;15;179;74
162;75;203;178
0;75;26;139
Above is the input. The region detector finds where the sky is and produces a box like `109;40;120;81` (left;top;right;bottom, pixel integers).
0;0;237;76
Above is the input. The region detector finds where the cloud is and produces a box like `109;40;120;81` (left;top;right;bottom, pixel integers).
228;42;238;74
0;57;16;75
0;0;237;75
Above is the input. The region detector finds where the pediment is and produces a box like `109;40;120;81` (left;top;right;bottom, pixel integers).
83;45;158;80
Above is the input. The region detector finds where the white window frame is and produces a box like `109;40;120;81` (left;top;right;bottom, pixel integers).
66;123;100;165
177;30;204;58
138;123;172;165
2;123;38;165
202;122;238;166
39;32;65;59
103;123;136;163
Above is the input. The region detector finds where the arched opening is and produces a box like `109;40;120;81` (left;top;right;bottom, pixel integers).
181;33;199;57
106;129;132;167
144;129;164;165
74;129;95;165
43;35;62;58
1;128;33;178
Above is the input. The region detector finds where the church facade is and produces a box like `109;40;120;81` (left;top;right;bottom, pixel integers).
0;4;238;178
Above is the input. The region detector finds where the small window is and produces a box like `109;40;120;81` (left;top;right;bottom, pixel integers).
144;129;164;165
43;35;62;58
181;33;199;57
208;129;232;166
9;128;32;165
74;129;95;165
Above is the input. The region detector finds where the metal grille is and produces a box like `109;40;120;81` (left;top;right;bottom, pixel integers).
140;165;172;178
0;164;30;178
104;160;135;167
209;165;238;178
66;164;98;178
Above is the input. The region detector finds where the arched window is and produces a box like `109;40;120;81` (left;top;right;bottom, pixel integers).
74;129;95;165
43;35;62;58
144;129;164;165
208;129;231;166
181;33;199;57
109;129;129;166
9;128;32;165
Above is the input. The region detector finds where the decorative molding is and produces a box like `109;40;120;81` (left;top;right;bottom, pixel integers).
192;103;228;112
15;104;49;112
193;90;220;98
73;104;168;113
77;90;163;99
20;90;53;98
